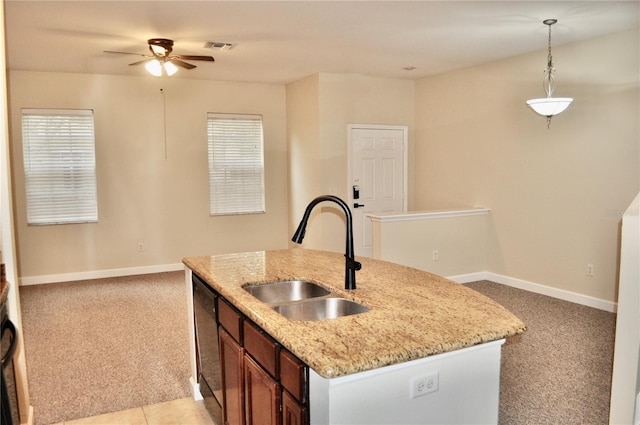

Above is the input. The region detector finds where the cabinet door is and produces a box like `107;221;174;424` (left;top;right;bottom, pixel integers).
282;390;307;425
220;327;245;425
244;354;280;425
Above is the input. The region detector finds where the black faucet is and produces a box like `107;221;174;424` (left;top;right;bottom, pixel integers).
292;195;362;290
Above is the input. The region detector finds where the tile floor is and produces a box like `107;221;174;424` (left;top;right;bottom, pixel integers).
53;398;216;425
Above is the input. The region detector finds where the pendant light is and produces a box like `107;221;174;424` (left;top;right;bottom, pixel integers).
526;19;573;128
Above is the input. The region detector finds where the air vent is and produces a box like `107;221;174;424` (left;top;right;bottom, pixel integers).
204;41;234;52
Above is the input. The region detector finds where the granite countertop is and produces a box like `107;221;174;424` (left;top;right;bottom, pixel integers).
183;248;526;379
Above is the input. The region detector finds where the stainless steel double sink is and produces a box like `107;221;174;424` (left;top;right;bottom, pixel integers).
243;280;369;321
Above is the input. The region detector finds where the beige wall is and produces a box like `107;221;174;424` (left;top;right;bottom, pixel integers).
9;71;289;278
286;73;415;254
317;73;415;209
414;29;639;302
286;74;323;247
9;30;637;305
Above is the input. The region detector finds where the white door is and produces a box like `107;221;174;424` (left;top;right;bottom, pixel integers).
349;125;407;258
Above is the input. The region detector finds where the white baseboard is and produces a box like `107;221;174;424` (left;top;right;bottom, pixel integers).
448;271;616;313
19;263;184;286
190;376;203;401
447;271;489;284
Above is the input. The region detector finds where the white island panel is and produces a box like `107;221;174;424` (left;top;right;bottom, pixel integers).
310;339;504;424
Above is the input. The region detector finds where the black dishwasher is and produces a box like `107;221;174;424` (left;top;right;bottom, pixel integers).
193;274;223;424
2;302;20;425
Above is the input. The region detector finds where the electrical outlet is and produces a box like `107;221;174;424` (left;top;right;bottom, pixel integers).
586;264;594;276
137;243;144;252
410;371;439;399
432;250;439;261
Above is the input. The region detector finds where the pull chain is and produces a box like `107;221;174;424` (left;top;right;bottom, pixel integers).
161;88;167;159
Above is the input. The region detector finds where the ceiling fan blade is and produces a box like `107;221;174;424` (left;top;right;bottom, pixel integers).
170;59;196;70
104;50;149;57
128;59;150;66
175;55;215;62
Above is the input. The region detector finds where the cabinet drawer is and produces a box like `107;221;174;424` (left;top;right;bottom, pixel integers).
244;321;279;377
218;298;243;343
280;350;307;403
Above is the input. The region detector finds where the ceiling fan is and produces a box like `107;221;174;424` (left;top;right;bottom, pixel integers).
104;38;214;76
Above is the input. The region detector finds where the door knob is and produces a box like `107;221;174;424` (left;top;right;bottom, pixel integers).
353;203;365;208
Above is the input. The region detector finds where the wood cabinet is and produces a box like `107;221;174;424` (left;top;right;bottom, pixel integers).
244;354;280;425
213;285;309;425
280;350;307;425
281;391;305;425
280;350;307;404
219;327;245;425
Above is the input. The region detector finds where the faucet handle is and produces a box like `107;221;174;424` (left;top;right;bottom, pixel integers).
347;257;362;271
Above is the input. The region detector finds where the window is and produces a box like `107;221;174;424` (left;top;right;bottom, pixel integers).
22;109;98;225
207;113;265;215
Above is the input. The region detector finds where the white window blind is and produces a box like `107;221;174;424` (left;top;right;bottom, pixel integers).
22;108;98;225
207;113;265;215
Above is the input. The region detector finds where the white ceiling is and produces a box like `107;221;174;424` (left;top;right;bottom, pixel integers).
5;1;639;85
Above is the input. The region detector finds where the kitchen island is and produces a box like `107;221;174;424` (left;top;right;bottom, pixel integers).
184;248;525;424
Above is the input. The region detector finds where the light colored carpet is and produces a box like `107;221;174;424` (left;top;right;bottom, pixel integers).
19;272;192;425
19;274;616;425
467;280;616;425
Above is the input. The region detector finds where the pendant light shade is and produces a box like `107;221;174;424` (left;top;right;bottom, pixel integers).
526;19;573;128
526;97;573;116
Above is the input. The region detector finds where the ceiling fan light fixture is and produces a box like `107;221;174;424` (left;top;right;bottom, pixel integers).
145;59;163;77
106;38;213;76
526;19;573;128
164;61;179;76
